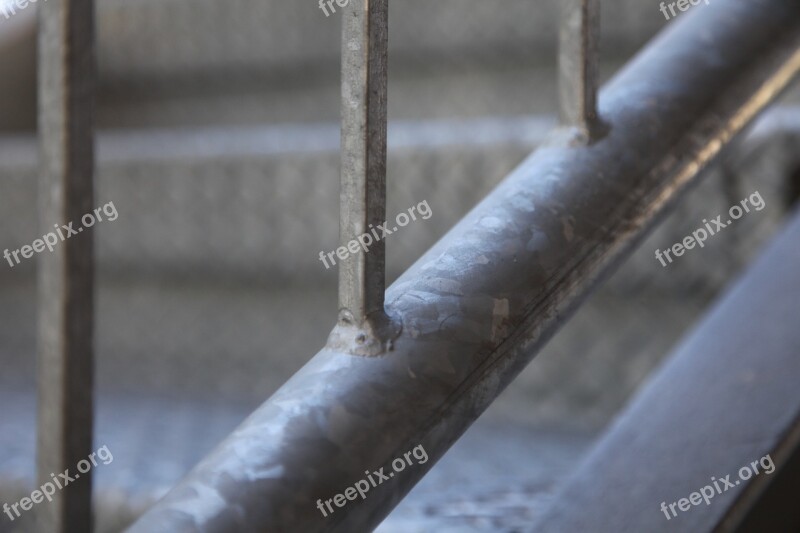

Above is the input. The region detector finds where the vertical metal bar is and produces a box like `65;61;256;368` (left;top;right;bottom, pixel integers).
559;0;602;138
331;0;399;356
37;0;95;530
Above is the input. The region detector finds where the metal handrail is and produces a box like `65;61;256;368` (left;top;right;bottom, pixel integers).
123;0;800;531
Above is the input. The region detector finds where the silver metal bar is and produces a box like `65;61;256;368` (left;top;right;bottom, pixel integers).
331;0;399;356
36;0;96;531
531;208;800;533
127;0;800;531
559;0;602;138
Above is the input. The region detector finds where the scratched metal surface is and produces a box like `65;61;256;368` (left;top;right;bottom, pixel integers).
126;1;800;531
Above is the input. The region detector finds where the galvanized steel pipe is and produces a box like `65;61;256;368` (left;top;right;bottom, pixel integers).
129;1;800;531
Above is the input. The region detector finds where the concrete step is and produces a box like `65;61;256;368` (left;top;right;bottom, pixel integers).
0;110;794;290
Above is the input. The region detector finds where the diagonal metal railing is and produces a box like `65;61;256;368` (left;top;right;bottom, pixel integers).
123;1;800;531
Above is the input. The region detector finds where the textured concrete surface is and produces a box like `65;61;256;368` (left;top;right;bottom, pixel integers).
0;109;795;287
